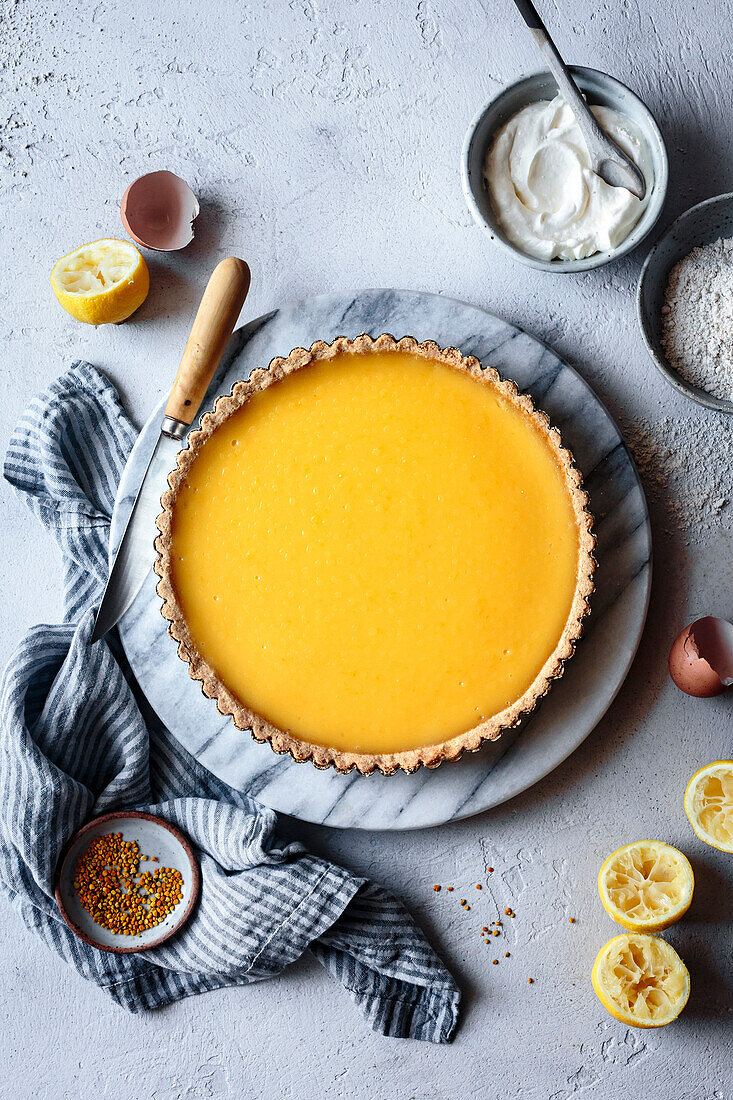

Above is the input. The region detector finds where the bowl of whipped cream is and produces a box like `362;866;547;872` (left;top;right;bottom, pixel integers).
462;67;668;272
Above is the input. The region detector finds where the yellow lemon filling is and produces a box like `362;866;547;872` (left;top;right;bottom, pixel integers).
169;350;583;755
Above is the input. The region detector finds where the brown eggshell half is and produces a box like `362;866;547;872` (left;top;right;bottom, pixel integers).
668;616;733;697
121;171;199;251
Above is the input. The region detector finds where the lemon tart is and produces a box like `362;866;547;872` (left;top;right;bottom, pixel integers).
155;334;595;775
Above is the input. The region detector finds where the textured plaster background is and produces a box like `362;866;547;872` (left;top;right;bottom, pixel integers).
1;1;732;1097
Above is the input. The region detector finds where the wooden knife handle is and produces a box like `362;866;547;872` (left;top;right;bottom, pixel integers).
164;257;251;427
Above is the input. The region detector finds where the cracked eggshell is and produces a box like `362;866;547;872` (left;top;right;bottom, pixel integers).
121;171;199;251
668;616;733;697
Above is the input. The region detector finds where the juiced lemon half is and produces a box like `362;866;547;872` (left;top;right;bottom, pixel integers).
51;238;149;325
592;933;690;1028
598;840;694;933
684;761;733;853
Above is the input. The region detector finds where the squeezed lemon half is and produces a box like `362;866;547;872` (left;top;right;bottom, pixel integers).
592;933;690;1028
51;239;149;325
598;840;694;933
684;761;733;853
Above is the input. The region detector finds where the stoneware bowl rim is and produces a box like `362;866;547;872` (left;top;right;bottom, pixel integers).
461;65;669;273
636;191;733;414
54;809;200;954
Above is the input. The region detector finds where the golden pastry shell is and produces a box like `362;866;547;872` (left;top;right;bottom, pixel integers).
155;333;596;776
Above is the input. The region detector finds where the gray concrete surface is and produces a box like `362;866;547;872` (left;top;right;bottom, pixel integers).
1;1;731;1097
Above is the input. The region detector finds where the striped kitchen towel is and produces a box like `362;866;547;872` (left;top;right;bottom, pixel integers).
0;362;459;1040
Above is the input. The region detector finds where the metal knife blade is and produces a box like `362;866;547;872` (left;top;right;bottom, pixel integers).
91;431;181;642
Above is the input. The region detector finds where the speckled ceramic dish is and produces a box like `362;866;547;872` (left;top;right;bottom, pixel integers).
637;192;733;414
54;811;200;954
462;66;668;273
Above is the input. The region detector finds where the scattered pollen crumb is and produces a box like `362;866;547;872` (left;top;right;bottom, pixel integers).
487;866;494;873
528;978;534;984
476;884;482;890
482;926;489;932
568;917;575;923
504;908;512;916
492;959;499;965
505;952;510;958
460;899;467;905
433;885;441;892
447;887;454;892
493;930;499;936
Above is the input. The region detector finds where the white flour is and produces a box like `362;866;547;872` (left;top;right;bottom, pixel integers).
661;236;733;401
626;413;731;543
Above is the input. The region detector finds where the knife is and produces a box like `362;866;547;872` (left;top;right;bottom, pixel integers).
91;257;251;642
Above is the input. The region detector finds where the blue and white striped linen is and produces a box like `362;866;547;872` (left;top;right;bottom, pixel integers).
0;362;459;1040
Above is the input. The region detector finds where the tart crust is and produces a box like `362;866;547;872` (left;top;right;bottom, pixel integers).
155;334;596;776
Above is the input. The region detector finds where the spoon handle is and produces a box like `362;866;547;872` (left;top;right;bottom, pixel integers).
511;0;608;155
510;0;646;198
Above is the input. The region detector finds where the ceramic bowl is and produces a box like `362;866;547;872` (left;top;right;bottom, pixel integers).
55;810;200;953
462;66;668;272
637;192;733;413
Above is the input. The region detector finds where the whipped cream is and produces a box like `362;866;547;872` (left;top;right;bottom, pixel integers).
485;94;652;261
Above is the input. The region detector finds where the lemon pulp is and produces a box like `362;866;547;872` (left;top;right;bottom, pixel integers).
598;841;694;932
685;761;733;852
51;239;149;325
592;934;690;1028
170;350;582;754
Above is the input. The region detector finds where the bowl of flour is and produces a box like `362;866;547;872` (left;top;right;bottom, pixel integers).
638;193;733;413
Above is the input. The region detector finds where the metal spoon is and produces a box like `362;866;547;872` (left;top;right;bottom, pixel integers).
511;0;646;200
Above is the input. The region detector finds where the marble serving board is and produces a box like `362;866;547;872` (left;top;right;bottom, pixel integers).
113;289;651;830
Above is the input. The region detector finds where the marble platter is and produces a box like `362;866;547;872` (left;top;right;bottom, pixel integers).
113;289;651;830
